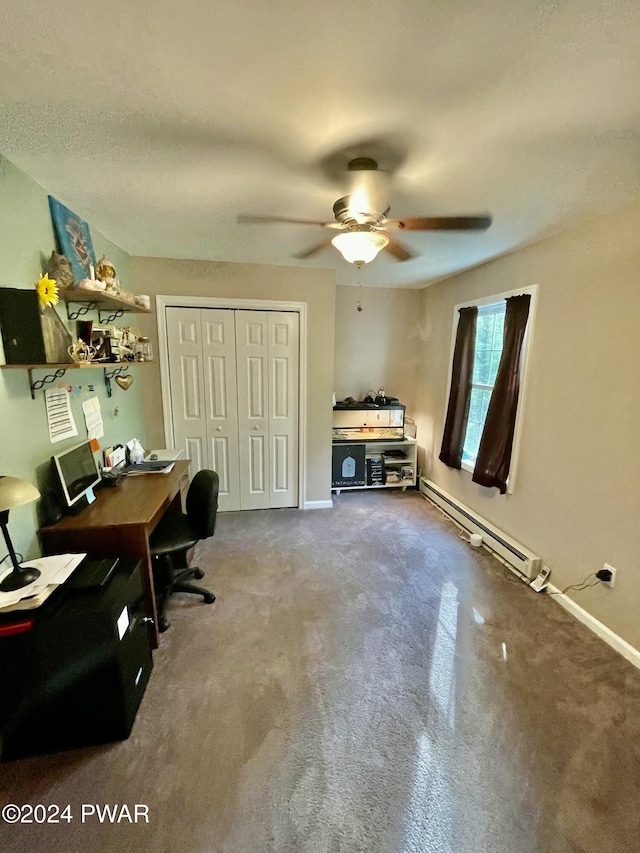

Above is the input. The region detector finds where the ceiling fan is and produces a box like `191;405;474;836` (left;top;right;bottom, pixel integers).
238;157;492;267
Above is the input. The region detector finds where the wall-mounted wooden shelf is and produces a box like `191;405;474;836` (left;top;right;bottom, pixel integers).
1;361;152;398
59;289;152;323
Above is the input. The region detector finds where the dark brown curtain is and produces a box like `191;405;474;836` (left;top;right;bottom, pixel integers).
439;306;478;469
472;294;531;493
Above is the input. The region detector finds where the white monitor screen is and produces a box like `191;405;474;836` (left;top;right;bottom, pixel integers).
53;441;101;507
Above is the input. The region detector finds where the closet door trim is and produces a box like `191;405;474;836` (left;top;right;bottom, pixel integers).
157;295;307;509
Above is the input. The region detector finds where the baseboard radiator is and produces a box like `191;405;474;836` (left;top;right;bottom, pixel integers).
419;478;542;580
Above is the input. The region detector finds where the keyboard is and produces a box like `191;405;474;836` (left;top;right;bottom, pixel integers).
122;461;174;474
66;557;119;590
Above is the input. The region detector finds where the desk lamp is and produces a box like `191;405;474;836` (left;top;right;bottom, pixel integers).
0;476;41;592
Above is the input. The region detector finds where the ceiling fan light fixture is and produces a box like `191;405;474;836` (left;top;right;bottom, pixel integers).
331;230;389;267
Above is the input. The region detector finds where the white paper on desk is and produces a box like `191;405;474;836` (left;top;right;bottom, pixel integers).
20;553;86;584
82;396;104;440
0;554;87;607
45;388;78;444
126;462;175;475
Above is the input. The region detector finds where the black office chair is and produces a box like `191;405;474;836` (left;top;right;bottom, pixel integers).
150;469;218;632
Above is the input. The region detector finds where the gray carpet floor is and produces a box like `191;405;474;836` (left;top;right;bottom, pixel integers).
2;490;640;853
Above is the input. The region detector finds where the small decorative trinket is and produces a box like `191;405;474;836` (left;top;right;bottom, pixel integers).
135;336;153;361
115;374;133;390
48;251;75;290
68;339;97;363
96;255;120;294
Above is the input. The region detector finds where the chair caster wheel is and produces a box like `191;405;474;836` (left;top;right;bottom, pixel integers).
159;617;171;632
203;593;216;604
193;568;205;579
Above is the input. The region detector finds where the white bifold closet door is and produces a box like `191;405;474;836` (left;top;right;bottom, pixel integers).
166;307;299;511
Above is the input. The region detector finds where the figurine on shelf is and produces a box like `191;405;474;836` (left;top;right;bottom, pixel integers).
134;294;151;309
114;326;137;361
96;255;120;295
48;251;75;290
68;339;97;363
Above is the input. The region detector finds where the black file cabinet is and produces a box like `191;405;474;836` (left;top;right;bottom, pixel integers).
0;558;153;761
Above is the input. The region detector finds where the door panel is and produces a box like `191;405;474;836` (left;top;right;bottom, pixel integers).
185;436;204;472
244;320;264;347
272;357;288;418
202;310;240;511
167;307;241;511
178;317;199;344
267;313;299;508
210;435;231;500
167;308;207;481
272;435;289;493
206;356;228;419
247;357;266;419
249;435;266;494
181;356;202;419
236;312;269;509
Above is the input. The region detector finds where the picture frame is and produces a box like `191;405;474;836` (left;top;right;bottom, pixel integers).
48;196;97;284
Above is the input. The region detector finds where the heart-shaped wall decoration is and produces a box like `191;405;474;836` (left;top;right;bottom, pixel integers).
115;374;133;391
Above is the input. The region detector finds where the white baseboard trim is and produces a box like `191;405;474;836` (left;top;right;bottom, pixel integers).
546;583;640;670
302;500;333;510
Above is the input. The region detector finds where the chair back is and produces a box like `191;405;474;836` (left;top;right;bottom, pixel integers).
185;470;219;540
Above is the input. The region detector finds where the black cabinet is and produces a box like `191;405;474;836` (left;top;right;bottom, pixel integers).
0;558;153;761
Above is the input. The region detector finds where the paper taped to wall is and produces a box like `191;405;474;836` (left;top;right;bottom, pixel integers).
82;396;104;440
45;388;78;444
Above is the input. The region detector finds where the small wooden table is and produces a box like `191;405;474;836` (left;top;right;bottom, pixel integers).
39;460;190;648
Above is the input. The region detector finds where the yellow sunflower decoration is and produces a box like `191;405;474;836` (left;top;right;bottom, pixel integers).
36;273;59;307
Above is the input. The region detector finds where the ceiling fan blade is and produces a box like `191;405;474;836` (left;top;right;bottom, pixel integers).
292;239;333;260
384;237;415;262
385;215;492;232
238;214;330;227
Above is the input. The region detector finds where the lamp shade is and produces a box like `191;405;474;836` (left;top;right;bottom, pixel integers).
0;476;40;513
331;231;389;267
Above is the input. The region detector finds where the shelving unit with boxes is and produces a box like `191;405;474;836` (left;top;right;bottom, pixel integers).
331;404;417;493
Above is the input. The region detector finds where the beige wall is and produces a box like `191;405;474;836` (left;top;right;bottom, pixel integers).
131;257;336;506
414;202;640;648
333;286;421;415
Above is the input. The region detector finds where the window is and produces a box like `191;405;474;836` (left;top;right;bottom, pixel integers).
461;301;505;468
442;284;538;491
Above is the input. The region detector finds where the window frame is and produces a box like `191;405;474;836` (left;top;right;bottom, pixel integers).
461;299;506;469
443;284;538;494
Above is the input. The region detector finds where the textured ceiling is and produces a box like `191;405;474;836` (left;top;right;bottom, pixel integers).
2;0;640;287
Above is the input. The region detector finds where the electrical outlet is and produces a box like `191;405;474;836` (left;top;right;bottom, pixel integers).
602;563;617;588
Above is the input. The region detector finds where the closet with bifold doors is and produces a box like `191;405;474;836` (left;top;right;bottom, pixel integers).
165;307;299;511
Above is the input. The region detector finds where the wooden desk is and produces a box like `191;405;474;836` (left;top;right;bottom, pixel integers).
39;460;190;648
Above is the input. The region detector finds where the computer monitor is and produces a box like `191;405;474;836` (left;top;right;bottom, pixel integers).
52;441;102;509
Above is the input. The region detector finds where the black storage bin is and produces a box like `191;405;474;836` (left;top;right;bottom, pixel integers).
0;287;73;364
